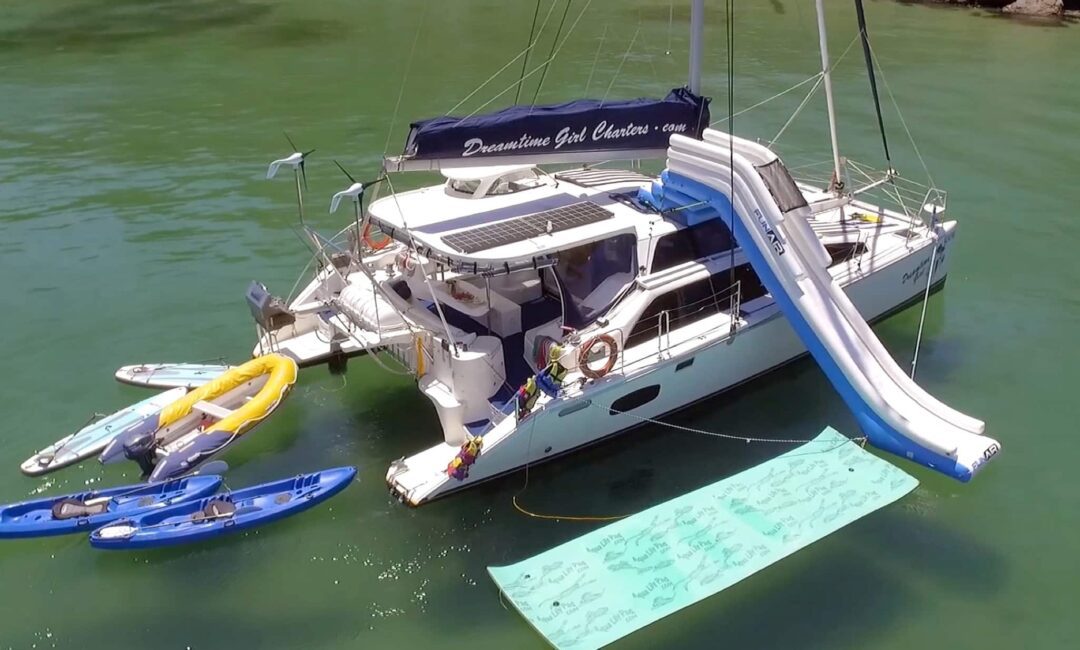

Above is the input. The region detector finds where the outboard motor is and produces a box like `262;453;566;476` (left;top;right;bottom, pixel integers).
122;429;158;477
246;281;296;332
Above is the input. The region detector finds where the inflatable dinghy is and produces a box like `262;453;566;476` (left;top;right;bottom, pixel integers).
0;475;221;539
115;363;231;389
101;355;298;481
21;387;187;477
90;466;356;549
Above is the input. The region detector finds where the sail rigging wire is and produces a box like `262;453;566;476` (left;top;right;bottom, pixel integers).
600;25;641;106
768;34;862;148
726;0;736;307
712;30;859;137
382;2;429;157
460;0;594;120
445;0;560;116
530;0;574;107
865;40;936;188
768;74;824;147
583;23;608;95
716;72;821;124
853;0;892;169
515;0;544;104
382;174;459;352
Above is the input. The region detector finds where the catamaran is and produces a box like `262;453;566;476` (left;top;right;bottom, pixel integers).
247;0;1000;506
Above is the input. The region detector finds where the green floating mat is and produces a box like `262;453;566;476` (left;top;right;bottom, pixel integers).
489;427;917;649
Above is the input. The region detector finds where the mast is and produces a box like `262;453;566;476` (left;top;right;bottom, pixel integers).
814;0;844;193
689;0;704;94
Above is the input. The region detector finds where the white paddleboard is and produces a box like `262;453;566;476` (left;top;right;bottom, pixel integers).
21;386;188;477
115;363;231;389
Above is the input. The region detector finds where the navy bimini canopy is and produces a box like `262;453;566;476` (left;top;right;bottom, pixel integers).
402;87;710;162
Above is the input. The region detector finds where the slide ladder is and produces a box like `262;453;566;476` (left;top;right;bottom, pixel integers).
647;129;1000;481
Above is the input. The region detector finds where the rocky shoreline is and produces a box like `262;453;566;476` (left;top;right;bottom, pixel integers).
927;0;1079;17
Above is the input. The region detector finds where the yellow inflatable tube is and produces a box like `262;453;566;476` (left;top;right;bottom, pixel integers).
157;354;298;435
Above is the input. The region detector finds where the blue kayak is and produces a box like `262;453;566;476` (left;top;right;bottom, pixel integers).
0;475;222;539
90;466;357;550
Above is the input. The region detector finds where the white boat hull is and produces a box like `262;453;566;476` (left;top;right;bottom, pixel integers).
388;224;956;505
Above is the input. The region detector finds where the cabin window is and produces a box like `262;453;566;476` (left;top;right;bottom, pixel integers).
608;385;661;414
625;291;679;349
650;230;696;271
449;179;481;195
553;234;637;328
487;169;545;196
726;263;769;303
650;219;734;273
625;264;767;349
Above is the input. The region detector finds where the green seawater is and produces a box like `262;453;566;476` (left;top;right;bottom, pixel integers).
0;1;1076;648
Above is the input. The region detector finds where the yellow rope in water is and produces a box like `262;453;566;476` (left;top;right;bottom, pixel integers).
511;494;629;522
511;414;630;522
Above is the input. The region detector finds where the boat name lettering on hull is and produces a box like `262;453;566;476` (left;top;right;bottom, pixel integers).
902;232;953;285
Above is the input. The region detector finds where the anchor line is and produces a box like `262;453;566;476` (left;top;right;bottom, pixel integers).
594;400;867;446
508;394;866;523
512;409;630;522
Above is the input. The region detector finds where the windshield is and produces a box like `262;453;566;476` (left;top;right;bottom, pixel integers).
553;234;637;328
449;179;481;195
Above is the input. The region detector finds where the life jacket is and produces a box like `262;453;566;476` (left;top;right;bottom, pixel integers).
447;436;483;480
536;360;567;398
535;343;568;397
547;358;568;384
516;377;540;419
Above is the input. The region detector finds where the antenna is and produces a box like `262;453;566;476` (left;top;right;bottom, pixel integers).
266;132;316;226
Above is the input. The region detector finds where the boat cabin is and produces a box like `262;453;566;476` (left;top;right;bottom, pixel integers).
364;164;761;411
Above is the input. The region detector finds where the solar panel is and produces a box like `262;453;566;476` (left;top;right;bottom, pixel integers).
442;201;615;254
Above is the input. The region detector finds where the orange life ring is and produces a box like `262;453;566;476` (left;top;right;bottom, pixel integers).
578;334;618;380
363;222;392;251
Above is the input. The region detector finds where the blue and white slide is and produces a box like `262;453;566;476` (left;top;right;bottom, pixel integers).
646;129;1001;481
